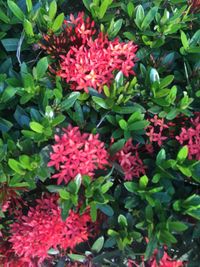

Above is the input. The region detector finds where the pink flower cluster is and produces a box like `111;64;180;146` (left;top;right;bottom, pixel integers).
146;115;169;146
176;112;200;160
9;194;92;265
58;33;137;93
150;251;183;267
48;125;109;184
128;249;183;267
114;139;146;180
41;12;137;93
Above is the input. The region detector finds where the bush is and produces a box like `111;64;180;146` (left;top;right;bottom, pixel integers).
0;0;200;266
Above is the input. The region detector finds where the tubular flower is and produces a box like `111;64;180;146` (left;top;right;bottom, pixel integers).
151;251;183;267
176;112;200;160
40;12;137;93
40;12;96;58
146;115;169;146
9;195;92;265
58;34;137;93
188;0;200;13
114;139;146;180
48;125;109;184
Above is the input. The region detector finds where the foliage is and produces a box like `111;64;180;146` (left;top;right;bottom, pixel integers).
0;0;199;266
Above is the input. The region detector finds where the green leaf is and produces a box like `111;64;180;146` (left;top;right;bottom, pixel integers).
60;92;80;111
177;165;192;177
92;96;109;109
127;2;134;18
92;236;104;253
156;149;166;165
139;175;148;189
187;47;200;53
0;118;13;132
1;86;17;102
141;7;158;30
109;139;125;155
99;0;113;19
8;159;25;175
97;204;114;216
90;202;97;222
52;13;64;32
111;19;123;38
49;0;57;20
36;57;48;79
177;146;188;162
7;0;25;21
167;221;188;232
26;0;32;13
124;182;138;193
82;0;91;11
24;19;34;36
119;119;127;130
128;120;149;131
160;75;174;89
0;8;10;23
68;254;86;263
144;236;157;260
1;38;19;52
180;30;189;49
30;122;44;133
158;230;177;244
135;5;144;29
118;214;128;227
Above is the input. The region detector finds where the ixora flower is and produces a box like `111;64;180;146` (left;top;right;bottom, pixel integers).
176;112;200;160
114;139;146;180
150;251;183;267
40;12;137;93
188;0;200;13
9;194;92;265
48;125;109;184
146;115;169;146
58;33;137;93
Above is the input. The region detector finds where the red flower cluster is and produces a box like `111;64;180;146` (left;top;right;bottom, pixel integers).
9;194;92;265
40;12;96;59
150;251;183;267
41;12;137;93
114;139;146;180
188;0;200;13
176;112;200;160
146;115;169;146
48;125;109;184
128;249;183;267
58;33;137;93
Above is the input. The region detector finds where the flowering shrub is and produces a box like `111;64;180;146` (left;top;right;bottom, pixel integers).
0;0;199;266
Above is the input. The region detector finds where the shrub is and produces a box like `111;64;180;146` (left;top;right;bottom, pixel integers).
0;0;199;266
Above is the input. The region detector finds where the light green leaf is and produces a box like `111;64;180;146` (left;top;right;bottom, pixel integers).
52;13;64;32
24;19;34;36
7;0;25;21
30;122;44;133
91;236;104;253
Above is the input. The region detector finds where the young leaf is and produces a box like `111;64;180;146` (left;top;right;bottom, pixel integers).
180;30;189;49
30;122;44;133
7;0;25;21
141;7;158;30
24;19;34;36
26;0;32;13
99;0;113;19
177;146;188;162
52;13;64;32
49;0;57;20
91;236;104;253
36;57;48;79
